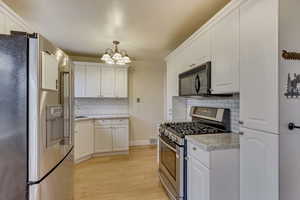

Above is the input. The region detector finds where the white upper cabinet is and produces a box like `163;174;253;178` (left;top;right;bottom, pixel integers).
239;0;279;133
5;15;26;33
85;63;101;97
115;67;128;98
240;128;279;200
166;59;179;120
74;63;86;98
211;9;239;94
73;62;128;98
41;52;59;91
0;11;5;34
180;30;211;73
101;66;115;97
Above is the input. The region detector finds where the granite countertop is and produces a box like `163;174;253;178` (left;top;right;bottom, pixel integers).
75;114;130;121
186;133;240;152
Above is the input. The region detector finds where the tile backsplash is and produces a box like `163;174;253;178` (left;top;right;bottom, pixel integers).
75;98;129;116
172;95;240;133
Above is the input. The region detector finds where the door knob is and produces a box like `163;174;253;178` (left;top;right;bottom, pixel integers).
288;122;300;130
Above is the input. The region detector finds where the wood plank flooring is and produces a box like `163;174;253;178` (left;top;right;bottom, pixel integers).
74;146;169;200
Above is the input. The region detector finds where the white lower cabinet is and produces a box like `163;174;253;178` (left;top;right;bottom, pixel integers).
94;126;113;153
112;125;129;151
74;120;94;161
187;140;239;200
240;128;279;200
75;119;129;162
187;158;209;200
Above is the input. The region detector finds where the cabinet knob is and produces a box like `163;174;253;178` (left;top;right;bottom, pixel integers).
238;120;244;125
192;147;197;151
239;131;244;135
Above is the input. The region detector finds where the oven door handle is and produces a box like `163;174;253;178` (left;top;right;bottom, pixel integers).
159;138;177;153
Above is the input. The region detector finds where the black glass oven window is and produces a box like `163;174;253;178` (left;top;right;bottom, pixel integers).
161;142;177;180
194;107;218;118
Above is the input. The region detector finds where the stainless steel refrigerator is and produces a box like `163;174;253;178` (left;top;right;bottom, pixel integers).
0;32;74;200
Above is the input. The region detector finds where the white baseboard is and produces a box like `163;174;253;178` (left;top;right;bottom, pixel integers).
130;140;151;146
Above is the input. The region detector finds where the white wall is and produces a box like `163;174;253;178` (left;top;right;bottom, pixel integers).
128;60;166;145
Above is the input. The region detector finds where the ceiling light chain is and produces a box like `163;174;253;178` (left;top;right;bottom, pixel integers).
101;41;131;65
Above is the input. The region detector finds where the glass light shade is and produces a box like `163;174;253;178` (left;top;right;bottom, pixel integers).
101;53;111;61
116;60;125;65
112;52;122;60
122;56;131;64
106;57;115;64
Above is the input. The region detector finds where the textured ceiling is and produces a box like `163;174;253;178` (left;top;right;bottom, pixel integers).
3;0;230;60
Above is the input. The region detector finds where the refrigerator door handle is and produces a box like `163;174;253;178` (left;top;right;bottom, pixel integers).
28;147;73;186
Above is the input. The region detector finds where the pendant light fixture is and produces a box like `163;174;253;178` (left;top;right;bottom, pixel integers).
101;41;132;65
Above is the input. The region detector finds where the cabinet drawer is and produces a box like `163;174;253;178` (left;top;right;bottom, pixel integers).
111;119;129;125
94;119;112;126
188;142;210;168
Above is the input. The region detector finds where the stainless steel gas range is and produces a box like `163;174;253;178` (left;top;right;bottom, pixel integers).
158;107;231;200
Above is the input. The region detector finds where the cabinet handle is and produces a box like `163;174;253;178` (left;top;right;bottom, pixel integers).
192;147;197;151
239;131;244;135
288;122;300;130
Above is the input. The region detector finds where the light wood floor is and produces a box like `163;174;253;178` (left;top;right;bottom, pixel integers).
74;146;169;200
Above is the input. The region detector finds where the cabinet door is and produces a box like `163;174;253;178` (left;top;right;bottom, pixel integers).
211;9;239;94
74;64;86;97
0;11;5;34
166;60;179;120
187;157;210;200
101;66;115;97
5;16;26;33
41;52;58;91
74;121;94;160
94;126;113;153
240;128;278;200
239;0;279;133
188;30;211;69
112;126;129;151
115;68;128;98
85;64;101;97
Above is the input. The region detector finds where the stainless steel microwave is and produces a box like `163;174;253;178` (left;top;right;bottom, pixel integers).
178;61;211;96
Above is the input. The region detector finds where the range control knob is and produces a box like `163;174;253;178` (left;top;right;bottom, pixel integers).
172;136;177;142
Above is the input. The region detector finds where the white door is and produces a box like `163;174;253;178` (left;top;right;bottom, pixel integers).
41;52;58;91
74;121;94;160
240;128;279;200
94;126;113;153
239;0;279;133
187;157;210;200
115;68;128;98
74;64;86;97
112;126;129;151
211;9;239;94
85;64;101;97
101;66;115;97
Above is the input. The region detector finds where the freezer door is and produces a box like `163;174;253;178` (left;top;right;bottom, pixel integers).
29;149;74;200
0;34;28;200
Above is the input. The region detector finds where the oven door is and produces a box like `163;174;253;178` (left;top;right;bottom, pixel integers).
159;137;184;200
